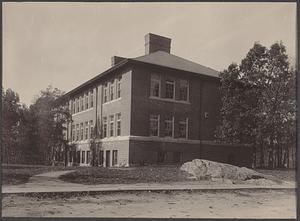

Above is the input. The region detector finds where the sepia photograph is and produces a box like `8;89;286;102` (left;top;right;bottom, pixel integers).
2;1;297;219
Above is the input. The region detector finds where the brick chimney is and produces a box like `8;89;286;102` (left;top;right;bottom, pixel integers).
145;33;171;54
111;56;126;67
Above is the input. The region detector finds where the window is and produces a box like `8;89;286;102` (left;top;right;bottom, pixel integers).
165;79;175;99
72;125;75;141
116;76;121;98
157;151;167;163
82;151;85;164
164;116;174;137
90;90;94;108
76;98;79;113
179;118;188;139
69;151;72;162
109;81;114;101
116;113;121;136
85;122;89;139
76;124;79;141
85;93;89;109
99;150;104;166
179;80;189;101
73;99;76;114
103;83;108;103
86;151;91;164
76;151;80;163
80;123;84;140
149;114;160;136
109;115;114;137
173;152;183;163
103;117;107;138
150;74;160;97
80;96;84;111
90;120;94;139
112;150;118;166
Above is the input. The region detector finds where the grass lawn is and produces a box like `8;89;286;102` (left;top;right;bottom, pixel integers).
2;164;77;185
256;169;295;182
59;166;191;185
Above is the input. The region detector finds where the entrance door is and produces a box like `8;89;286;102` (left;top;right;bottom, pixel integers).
106;150;111;167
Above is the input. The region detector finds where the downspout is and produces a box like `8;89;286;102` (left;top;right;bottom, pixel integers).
199;81;203;158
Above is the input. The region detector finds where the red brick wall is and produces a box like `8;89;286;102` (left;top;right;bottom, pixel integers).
130;64;221;140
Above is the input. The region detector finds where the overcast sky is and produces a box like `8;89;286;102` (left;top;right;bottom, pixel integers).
3;2;296;105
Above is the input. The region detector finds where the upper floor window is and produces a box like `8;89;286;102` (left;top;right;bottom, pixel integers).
116;113;121;136
73;99;76;114
76;98;80;113
90;120;94;139
149;114;160;136
90;90;94;108
76;124;79;141
179;118;188;139
80;96;84;111
82;151;85;164
109;81;114;101
116;76;121;99
103;83;108;103
72;125;75;141
109;115;114;137
179;80;189;101
150;74;160;97
103;117;107;138
80;123;84;140
165;79;175;99
164;116;174;138
85;93;89;109
85;121;89;140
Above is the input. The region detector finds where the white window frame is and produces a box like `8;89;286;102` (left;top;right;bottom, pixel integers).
109;115;114;137
116;113;121;136
179;117;188;139
85;121;89;140
109;81;114;101
149;114;160;136
103;83;108;103
90;120;94;139
85;93;89;109
116;76;121;99
90;90;94;108
164;116;174;138
150;74;161;98
103;116;107;138
165;79;175;99
179;79;189;101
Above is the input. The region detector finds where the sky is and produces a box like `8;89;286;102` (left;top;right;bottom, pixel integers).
3;2;297;105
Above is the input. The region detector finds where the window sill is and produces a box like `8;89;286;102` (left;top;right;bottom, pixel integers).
103;97;121;105
72;107;93;116
149;96;190;104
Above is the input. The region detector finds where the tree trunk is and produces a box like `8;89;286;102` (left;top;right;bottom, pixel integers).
260;139;264;168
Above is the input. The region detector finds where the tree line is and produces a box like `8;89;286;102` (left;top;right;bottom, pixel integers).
2;41;296;168
216;42;296;169
2;86;71;165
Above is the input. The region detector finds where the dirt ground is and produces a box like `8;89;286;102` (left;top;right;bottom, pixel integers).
2;189;296;218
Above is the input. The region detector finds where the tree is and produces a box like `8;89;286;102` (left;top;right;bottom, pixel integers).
29;85;71;165
216;42;296;168
2;89;22;164
89;117;102;166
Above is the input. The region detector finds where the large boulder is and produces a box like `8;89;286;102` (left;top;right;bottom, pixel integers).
180;159;273;181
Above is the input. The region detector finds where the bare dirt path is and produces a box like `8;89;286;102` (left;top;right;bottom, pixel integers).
2;189;296;218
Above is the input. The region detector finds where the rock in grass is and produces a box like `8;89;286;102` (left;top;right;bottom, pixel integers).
180;159;278;182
